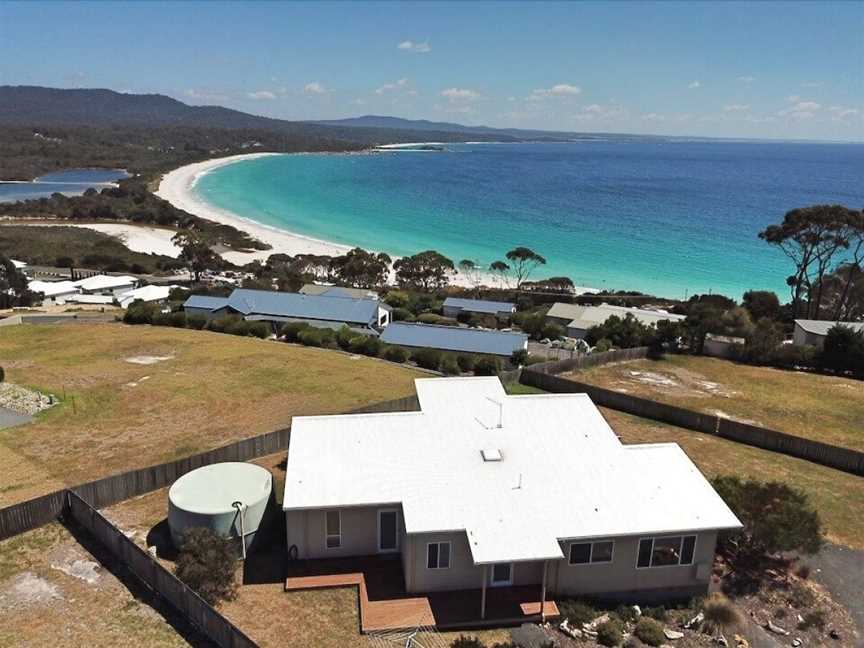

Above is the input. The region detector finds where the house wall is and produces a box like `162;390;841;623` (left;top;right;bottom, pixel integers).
566;325;588;339
551;531;717;602
285;505;404;560
377;306;390;328
793;323;824;349
703;339;739;359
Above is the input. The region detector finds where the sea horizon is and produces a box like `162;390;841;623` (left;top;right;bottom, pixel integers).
188;140;863;301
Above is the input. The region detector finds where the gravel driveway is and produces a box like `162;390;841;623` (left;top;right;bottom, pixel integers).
0;406;31;429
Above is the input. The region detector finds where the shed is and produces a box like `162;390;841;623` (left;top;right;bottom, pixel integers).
380;322;528;357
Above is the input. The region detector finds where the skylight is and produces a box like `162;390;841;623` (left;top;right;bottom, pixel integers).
481;448;502;462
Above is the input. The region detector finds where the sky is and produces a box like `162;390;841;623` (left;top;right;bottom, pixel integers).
1;1;862;141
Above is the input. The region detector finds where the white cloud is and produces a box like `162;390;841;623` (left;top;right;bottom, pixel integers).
737;76;756;83
723;103;750;112
397;40;431;53
247;90;276;100
185;88;228;102
786;95;801;103
303;82;328;95
440;87;480;102
529;83;581;101
688;80;701;89
376;78;409;94
778;100;821;120
641;112;665;122
829;106;860;120
572;102;627;122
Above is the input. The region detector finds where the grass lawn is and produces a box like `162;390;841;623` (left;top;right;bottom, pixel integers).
0;522;200;648
570;354;864;451
603;408;864;549
0;323;423;506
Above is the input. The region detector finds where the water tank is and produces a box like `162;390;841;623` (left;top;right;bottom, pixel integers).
168;462;272;554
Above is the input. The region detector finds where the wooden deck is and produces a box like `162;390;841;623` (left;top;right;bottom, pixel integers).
284;556;559;632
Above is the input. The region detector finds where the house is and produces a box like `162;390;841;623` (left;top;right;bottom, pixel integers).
380;322;528;358
547;303;685;339
702;334;745;359
182;288;390;332
27;280;81;305
117;284;182;309
73;274;138;296
299;283;379;300
283;377;741;621
442;297;516;321
10;259;30;277
793;319;864;349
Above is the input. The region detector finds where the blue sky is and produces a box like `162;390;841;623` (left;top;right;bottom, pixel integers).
1;1;862;140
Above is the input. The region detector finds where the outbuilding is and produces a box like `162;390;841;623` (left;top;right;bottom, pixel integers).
380;322;528;358
793;319;864;349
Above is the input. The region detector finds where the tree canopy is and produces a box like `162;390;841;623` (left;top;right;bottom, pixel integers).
0;255;36;309
172;229;221;281
502;246;546;289
393;250;455;291
329;247;391;288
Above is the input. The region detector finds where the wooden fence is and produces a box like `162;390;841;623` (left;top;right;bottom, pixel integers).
521;369;864;476
528;346;650;375
67;491;257;648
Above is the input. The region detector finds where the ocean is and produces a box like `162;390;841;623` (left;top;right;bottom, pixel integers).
0;168;128;203
193;141;864;300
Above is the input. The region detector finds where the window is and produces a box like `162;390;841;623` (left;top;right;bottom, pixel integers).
490;562;513;586
325;510;341;549
637;535;697;568
569;540;614;565
427;542;451;569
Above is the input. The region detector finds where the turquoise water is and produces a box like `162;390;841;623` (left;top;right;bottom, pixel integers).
194;142;864;299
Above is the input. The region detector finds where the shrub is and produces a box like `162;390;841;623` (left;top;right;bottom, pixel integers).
473;356;501;376
450;636;485;648
335;325;354;350
440;355;461;376
417;313;458;326
596;619;624;646
297;327;325;347
0;366;4;383
614;604;639;624
796;563;811;580
633;618;666;646
558;599;597;627
594;338;613;352
349;335;381;357
797;609;826;631
700;593;742;636
384;290;410;309
412;348;442;371
510;349;529;366
225;319;251;337
280;321;310;342
208;315;242;334
787;582;816;608
247;322;270;339
174;527;238;606
167;311;187;328
391;307;415;322
643;605;667;622
456;354;475;372
123;301;157;325
382;346;409;363
185;313;207;330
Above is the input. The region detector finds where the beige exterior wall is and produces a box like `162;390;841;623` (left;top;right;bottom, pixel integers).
285;505;404;560
793;323;824;349
551;531;717;598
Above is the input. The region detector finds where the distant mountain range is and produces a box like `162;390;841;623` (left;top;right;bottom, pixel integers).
0;86;631;144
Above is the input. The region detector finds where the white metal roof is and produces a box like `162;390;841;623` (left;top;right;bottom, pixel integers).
548;302;685;331
118;284;179;308
283;377;741;565
795;319;864;336
28;280;80;298
74;274;138;292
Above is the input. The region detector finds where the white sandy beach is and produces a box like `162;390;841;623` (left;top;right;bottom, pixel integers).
24;222;182;258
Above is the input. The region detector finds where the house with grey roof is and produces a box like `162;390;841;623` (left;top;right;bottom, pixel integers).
182;288;390;333
380;322;527;358
547;303;685;339
299;283;379;300
442;297;516;321
793;319;864;349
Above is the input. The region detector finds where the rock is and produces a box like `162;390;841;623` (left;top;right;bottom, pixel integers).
148;545;158;557
584;613;610;632
559;619;582;639
828;629;840;640
791;639;801;647
664;629;684;640
632;604;642;617
733;634;750;648
684;612;704;629
714;635;729;647
767;620;790;636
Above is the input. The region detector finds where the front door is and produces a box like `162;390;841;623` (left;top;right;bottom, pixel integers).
378;509;399;553
490;562;513;587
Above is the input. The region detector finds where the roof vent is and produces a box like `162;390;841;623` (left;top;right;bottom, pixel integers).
481;448;502;462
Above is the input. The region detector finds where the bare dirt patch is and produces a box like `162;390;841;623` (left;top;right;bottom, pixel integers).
125;354;175;365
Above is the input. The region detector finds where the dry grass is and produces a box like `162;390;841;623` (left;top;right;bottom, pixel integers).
0;323;424;506
571;354;864;451
0;522;197;648
603;408;864;549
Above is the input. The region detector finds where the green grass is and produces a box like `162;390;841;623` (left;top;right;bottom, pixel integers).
504;381;547;395
603;408;864;549
0;323;424;505
573;354;864;451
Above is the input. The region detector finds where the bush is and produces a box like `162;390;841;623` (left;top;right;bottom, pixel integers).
382;346;410;363
412;348;442;371
700;592;742;636
335;325;354;350
634;618;666;646
391;307;415;322
0;366;4;383
297;327;325;347
225;319;251;337
417;313;458;326
280;321;310;342
642;605;667;622
208;315;243;334
349;335;381;357
594;338;613;352
384;290;410;309
174;527;238;606
614;604;639;624
247;322;270;339
473;356;501;376
596;619;624;646
123;301;157;325
450;636;485;648
787;582;816;609
440;355;461;376
797;609;826;631
456;354;476;372
510;349;529;366
185;313;207;330
558;599;597;627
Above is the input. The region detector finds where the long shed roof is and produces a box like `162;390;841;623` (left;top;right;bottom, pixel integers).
380;322;527;357
795;319;864;336
443;297;516;315
548;302;685;330
284;378;741;565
